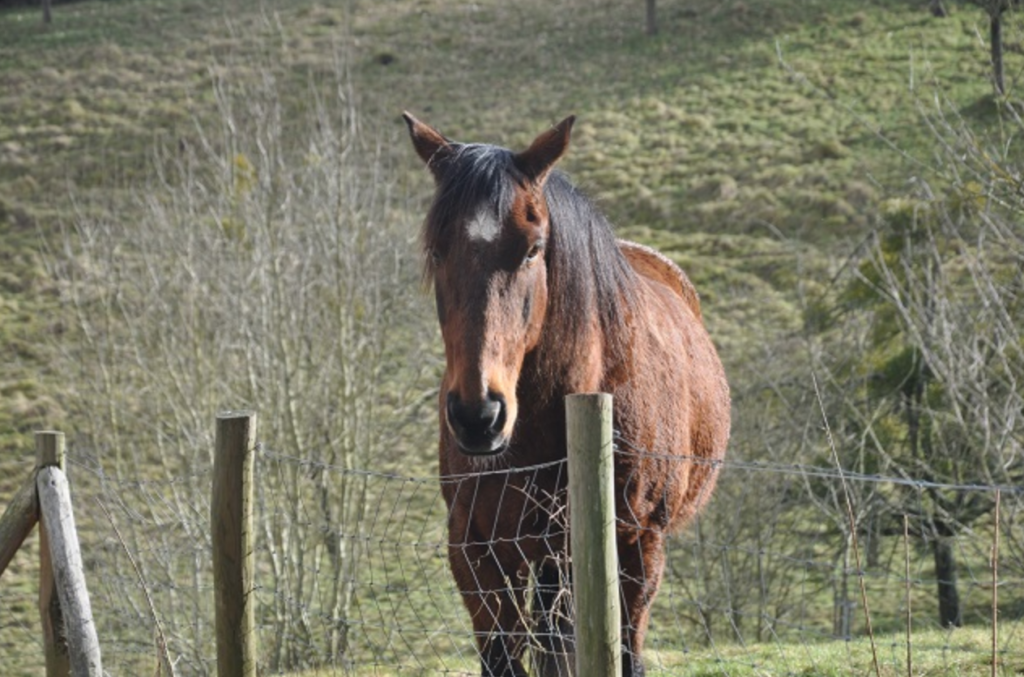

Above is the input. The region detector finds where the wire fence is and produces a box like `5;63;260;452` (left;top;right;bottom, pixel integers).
1;429;1023;676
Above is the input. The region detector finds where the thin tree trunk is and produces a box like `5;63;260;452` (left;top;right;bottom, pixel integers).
992;12;1006;94
42;0;51;23
833;533;853;639
865;510;881;569
645;0;657;36
933;537;962;627
756;534;765;643
694;517;714;644
930;0;947;17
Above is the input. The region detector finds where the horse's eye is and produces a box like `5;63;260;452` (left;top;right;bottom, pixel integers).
523;242;544;266
429;249;442;266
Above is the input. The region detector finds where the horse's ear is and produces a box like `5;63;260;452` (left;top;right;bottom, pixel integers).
403;111;453;178
514;115;576;186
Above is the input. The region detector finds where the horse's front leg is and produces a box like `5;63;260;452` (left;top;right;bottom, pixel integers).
532;558;575;677
449;536;530;677
617;528;667;677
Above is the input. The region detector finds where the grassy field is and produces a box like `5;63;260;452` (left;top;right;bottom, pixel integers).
0;0;1010;458
0;0;1012;442
2;0;1023;674
282;627;1011;676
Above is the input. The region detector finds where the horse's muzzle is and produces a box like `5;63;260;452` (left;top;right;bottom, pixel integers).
446;391;509;455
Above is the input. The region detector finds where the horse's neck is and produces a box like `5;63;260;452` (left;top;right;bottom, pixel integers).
528;239;639;401
529;312;625;399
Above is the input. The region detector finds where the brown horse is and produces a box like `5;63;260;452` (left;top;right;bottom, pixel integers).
403;112;730;677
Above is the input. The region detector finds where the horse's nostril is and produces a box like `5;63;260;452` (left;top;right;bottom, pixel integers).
487;391;507;433
446;392;460;430
478;399;500;432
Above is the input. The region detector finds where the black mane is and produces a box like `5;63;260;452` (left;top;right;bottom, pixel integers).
540;171;636;376
422;143;637;386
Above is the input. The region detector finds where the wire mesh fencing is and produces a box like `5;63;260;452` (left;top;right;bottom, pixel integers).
1;428;1022;676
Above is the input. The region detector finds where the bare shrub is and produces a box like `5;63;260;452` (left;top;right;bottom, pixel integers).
807;94;1024;629
49;42;435;673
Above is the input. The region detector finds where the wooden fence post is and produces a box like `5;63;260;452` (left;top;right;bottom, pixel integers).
36;430;103;677
37;431;69;677
212;411;258;677
565;393;621;677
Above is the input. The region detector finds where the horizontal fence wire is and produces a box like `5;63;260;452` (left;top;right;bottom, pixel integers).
1;436;1022;675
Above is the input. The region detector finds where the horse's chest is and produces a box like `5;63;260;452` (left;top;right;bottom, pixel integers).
444;467;568;549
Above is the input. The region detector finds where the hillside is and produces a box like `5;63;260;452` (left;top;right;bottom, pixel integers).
1;0;1022;674
0;0;1009;454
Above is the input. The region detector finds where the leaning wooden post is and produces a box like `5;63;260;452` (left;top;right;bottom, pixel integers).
212;411;258;677
36;430;103;677
0;461;39;578
566;393;621;677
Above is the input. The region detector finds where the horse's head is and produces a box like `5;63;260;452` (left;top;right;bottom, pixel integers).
404;112;575;456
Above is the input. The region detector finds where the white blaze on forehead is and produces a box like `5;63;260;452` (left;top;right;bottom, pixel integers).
465;205;501;243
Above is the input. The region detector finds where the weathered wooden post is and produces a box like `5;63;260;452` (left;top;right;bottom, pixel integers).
36;430;103;677
0;454;39;577
565;393;621;677
37;431;69;676
211;411;258;677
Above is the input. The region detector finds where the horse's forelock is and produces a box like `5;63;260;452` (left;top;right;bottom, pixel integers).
422;144;516;274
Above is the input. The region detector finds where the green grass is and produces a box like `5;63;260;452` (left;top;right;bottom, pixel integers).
648;627;1016;676
280;626;1019;676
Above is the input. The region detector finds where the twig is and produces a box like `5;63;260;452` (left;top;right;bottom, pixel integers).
904;514;912;677
95;499;177;677
812;372;881;677
992;489;1000;677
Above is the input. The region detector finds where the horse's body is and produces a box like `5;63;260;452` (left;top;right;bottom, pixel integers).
404;113;730;677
